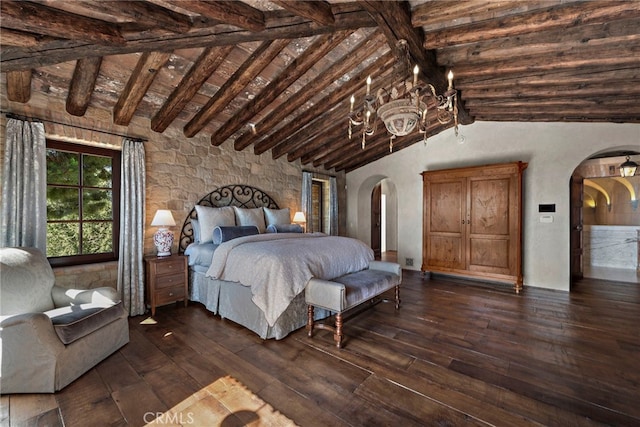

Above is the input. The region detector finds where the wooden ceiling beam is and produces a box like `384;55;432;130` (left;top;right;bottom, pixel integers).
66;57;103;116
437;18;640;66
325;131;396;170
1;9;376;72
453;50;640;81
462;83;640;101
320;117;449;170
423;1;640;49
359;1;441;89
0;28;44;47
151;45;234;133
268;55;395;159
235;31;387;153
336;122;452;172
176;0;265;32
0;0;127;45
183;39;290;138
457;68;640;90
113;51;172;126
5;70;31;103
41;0;194;33
334;123;448;173
290;119;348;164
472;112;640;123
271;1;335;26
412;0;556;31
210;30;353;147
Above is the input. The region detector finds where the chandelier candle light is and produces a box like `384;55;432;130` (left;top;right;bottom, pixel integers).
348;40;459;152
151;209;176;257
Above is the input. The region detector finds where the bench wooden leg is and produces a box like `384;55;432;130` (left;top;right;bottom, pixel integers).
395;285;401;310
307;305;314;337
334;312;343;348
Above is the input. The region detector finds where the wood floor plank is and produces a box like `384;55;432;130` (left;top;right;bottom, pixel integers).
111;382;167;426
355;374;487;426
54;369;125;426
5;395;61;426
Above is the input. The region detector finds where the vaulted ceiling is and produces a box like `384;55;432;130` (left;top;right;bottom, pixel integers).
2;1;639;172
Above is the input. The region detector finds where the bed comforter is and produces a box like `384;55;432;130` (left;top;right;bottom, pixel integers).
205;232;374;326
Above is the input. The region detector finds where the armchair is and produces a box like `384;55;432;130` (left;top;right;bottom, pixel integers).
0;247;129;393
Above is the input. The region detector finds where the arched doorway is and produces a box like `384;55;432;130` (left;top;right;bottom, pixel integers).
369;178;398;261
570;150;640;286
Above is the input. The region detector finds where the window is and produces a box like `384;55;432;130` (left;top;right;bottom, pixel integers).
46;140;121;266
311;180;324;232
311;179;332;234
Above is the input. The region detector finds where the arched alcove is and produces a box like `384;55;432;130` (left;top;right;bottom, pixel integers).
355;174;398;259
571;147;639;284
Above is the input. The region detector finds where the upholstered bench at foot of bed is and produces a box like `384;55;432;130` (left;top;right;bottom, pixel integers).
305;261;402;348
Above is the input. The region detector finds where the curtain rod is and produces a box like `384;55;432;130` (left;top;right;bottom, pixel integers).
303;169;336;178
2;111;146;142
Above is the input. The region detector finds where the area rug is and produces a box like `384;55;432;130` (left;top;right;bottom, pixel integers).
145;375;298;426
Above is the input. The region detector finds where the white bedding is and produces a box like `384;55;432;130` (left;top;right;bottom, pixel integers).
205;232;374;326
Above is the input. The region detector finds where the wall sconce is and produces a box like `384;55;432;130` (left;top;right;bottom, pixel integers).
292;211;307;232
151;209;176;256
620;155;638;177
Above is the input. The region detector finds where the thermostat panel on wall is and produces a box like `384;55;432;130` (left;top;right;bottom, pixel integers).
538;204;556;213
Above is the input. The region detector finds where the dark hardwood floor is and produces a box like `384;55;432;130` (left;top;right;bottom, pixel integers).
3;271;639;426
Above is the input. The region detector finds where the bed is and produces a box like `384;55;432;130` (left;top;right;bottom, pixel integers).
178;184;374;339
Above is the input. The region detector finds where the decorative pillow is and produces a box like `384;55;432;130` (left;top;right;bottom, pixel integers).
213;226;260;244
263;207;291;227
266;223;303;233
233;207;266;233
194;205;236;243
191;219;201;243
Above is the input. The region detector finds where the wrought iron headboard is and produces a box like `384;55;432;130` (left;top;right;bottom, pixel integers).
178;184;280;254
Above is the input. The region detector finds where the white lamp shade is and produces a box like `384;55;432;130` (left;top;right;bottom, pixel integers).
292;211;306;223
151;209;176;227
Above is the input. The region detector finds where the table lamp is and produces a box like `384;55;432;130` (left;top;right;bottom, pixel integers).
292;211;306;232
151;209;176;256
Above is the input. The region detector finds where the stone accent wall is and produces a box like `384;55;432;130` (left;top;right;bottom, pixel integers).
1;93;346;290
53;261;119;290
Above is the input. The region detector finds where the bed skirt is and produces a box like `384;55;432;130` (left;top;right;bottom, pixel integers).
189;268;330;340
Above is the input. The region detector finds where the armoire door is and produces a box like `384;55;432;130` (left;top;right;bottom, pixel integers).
423;177;466;271
466;174;517;276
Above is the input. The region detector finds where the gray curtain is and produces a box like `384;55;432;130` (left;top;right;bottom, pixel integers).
329;176;338;236
301;171;313;233
117;138;146;316
1;118;47;251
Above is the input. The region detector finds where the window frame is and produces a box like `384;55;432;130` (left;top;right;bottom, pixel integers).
311;179;325;233
46;140;121;267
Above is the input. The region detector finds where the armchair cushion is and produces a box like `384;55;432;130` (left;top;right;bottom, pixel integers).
0;247;55;315
46;301;127;345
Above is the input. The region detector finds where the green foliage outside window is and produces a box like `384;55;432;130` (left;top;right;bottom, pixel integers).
46;143;117;259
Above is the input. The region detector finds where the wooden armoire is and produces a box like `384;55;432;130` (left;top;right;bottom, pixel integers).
421;161;527;292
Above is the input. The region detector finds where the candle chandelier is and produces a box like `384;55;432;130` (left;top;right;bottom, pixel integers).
348;40;459;152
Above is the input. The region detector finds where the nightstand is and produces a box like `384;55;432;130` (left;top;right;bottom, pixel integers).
145;254;188;317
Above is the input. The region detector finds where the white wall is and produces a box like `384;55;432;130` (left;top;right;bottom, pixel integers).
346;121;640;291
